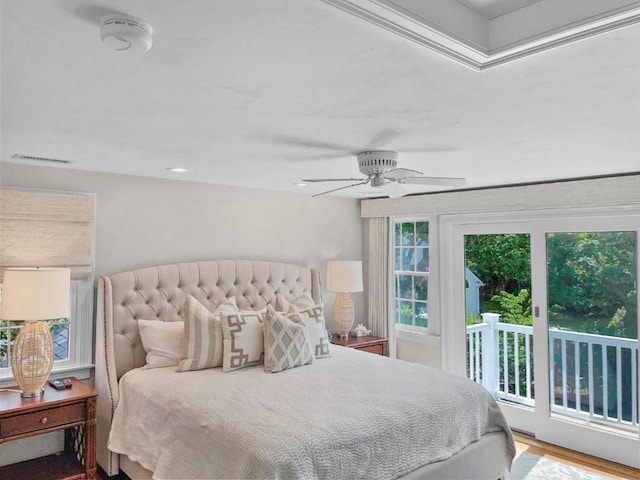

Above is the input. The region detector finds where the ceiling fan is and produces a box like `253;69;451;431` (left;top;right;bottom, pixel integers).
302;150;466;197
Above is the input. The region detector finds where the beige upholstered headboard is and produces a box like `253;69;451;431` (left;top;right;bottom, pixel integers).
95;260;321;476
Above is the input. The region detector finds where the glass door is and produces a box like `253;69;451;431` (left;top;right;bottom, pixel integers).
533;220;640;468
445;211;640;468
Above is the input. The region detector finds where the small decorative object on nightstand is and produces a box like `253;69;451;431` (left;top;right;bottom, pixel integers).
0;377;97;480
330;335;388;356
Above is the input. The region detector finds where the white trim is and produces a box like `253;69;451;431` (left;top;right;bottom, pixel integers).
320;0;640;70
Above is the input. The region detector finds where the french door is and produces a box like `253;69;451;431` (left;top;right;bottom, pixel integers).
442;209;640;468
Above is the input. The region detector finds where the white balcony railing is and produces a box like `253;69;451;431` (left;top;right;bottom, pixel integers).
467;313;638;427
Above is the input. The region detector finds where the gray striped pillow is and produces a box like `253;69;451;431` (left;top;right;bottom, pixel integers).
176;295;239;372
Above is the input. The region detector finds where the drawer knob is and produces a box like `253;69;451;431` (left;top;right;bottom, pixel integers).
40;417;48;424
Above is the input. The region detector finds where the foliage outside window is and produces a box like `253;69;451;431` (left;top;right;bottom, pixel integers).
394;221;429;329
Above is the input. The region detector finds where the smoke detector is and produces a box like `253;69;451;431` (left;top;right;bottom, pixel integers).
100;15;153;53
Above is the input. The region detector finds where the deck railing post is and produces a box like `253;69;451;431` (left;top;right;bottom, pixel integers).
481;313;500;398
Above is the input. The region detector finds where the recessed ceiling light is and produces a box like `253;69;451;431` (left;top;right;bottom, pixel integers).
167;167;189;173
293;182;308;187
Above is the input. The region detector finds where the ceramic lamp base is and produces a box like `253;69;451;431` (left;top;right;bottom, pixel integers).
333;292;355;337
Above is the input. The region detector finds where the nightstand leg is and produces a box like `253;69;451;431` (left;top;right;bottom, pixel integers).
85;397;97;479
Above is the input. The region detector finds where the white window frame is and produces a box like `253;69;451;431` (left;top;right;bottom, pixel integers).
0;278;94;388
392;215;441;343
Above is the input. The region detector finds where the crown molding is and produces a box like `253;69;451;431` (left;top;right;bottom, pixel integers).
321;0;640;71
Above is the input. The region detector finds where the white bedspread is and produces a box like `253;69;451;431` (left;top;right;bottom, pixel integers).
109;346;515;480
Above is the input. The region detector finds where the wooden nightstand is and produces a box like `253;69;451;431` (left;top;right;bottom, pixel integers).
330;335;389;356
0;377;97;480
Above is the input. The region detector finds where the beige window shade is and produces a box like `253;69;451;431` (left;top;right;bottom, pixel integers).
0;188;95;281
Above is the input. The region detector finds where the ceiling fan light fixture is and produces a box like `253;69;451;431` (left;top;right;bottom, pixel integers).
100;14;153;53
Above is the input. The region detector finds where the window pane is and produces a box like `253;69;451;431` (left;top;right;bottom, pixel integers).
401;222;414;246
393;220;430;329
399;300;414;325
401;248;416;271
398;275;413;299
51;320;70;361
415;302;428;327
416;222;429;246
416;247;429;272
414;276;428;301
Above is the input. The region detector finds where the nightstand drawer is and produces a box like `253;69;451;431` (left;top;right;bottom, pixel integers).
357;344;385;355
1;403;84;438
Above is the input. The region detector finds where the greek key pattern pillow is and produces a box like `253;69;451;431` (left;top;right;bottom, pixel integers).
221;310;265;372
176;295;239;372
263;306;313;373
288;305;331;359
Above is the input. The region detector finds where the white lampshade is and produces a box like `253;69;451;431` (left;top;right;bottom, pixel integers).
326;261;363;293
1;268;70;321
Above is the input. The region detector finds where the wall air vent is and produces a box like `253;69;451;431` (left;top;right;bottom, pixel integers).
10;154;74;165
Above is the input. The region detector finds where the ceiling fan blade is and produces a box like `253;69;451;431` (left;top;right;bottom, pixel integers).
301;178;365;183
312;180;369;197
381;182;408;198
400;176;466;187
384;167;423;180
401;146;457;153
367;128;400;148
264;135;353;152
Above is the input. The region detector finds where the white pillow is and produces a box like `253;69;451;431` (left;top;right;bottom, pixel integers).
274;291;316;312
287;305;331;359
220;310;265;372
263;306;313;373
138;319;184;369
176;295;239;372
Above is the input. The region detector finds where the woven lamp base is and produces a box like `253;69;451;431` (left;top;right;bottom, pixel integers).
11;321;54;398
333;292;355;338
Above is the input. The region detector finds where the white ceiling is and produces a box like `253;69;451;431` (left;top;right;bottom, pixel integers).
2;0;640;198
456;0;543;20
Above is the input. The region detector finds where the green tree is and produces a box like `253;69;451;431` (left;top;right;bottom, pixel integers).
465;234;531;301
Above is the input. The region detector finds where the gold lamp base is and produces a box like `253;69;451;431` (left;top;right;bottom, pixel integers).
333;292;355;338
11;321;54;398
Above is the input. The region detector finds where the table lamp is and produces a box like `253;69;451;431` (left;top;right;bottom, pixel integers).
326;261;363;338
0;267;70;397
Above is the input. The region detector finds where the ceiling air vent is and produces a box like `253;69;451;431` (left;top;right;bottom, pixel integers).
10;154;74;165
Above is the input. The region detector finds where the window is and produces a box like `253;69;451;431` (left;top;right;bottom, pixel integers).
394;220;430;329
0;188;95;386
0;279;93;384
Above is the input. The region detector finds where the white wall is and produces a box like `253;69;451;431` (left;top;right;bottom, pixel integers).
0;162;364;328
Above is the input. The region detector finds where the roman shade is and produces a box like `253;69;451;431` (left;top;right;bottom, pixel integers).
0;188;95;281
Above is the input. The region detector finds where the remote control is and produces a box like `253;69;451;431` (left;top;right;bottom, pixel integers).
48;378;72;390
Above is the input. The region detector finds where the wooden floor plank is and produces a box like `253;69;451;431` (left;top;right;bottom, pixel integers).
513;432;640;479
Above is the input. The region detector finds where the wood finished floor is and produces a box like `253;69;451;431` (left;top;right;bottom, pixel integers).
513;432;640;479
99;433;640;479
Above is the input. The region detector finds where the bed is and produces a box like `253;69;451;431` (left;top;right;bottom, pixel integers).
95;260;514;479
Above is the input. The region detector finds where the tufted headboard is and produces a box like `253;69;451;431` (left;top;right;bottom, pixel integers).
95;260;321;475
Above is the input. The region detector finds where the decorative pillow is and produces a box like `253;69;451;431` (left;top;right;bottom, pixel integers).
274;291;316;312
138;320;184;369
176;295;239;372
288;305;331;359
221;310;265;372
263;306;314;373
